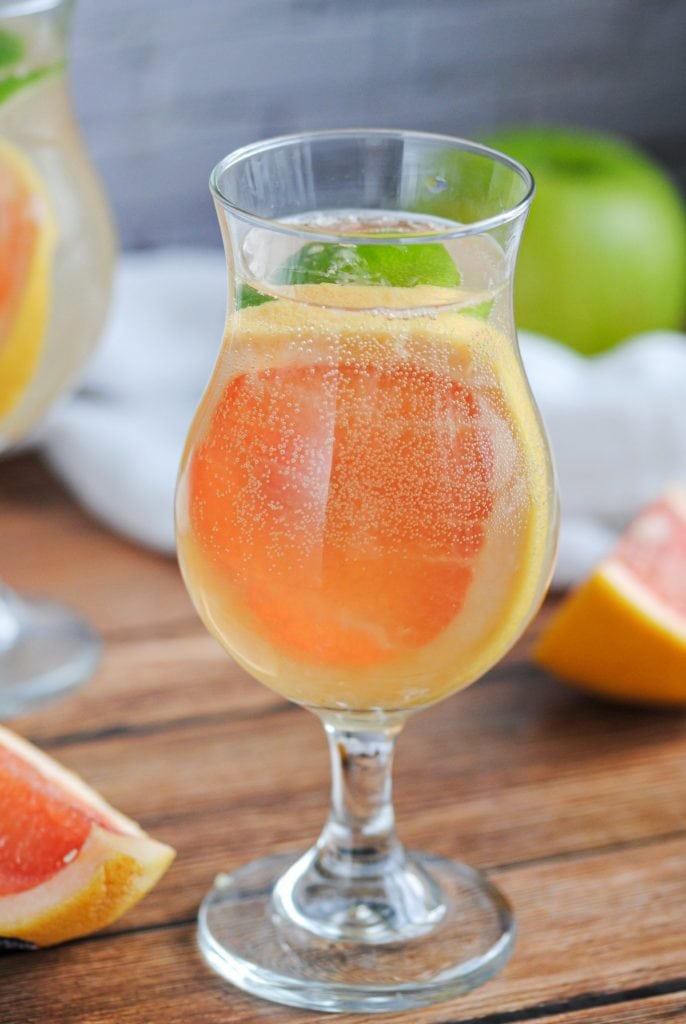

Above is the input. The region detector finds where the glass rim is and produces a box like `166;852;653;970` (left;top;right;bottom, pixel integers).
0;0;65;15
209;128;535;244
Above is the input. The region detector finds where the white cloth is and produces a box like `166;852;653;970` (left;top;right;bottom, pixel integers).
40;248;686;588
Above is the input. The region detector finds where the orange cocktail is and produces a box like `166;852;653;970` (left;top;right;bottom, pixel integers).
176;133;557;1014
177;278;552;712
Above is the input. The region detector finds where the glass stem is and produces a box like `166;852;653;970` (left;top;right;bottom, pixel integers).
316;717;405;878
273;714;445;943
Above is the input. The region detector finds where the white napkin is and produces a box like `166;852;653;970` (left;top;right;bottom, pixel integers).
40;248;686;588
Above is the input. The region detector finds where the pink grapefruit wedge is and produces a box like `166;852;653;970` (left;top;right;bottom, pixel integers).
0;725;175;947
535;487;686;704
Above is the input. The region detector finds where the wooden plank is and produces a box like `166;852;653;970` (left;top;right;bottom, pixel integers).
5;453;686;1022
9;592;562;743
523;991;686;1024
12;629;285;742
0;455;195;635
10;658;686;931
4;838;686;1024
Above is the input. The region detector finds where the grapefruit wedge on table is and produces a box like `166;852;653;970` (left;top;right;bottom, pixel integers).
535;487;686;704
0;138;56;420
0;725;174;947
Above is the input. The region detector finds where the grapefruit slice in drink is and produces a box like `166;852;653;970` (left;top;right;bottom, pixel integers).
190;356;492;669
0;139;57;421
180;284;555;711
535;487;686;704
0;725;175;947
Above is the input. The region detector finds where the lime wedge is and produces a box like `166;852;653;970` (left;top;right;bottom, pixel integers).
239;239;461;309
237;284;273;308
0;62;64;108
462;298;493;320
0;31;24;70
273;241;460;288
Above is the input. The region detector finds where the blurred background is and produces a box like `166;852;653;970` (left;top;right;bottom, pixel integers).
70;0;686;249
0;0;679;593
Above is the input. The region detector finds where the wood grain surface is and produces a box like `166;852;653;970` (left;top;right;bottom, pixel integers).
2;453;686;1024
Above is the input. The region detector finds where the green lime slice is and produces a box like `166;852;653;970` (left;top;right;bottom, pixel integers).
462;298;493;320
237;283;273;308
0;31;24;70
272;240;460;288
239;239;461;309
357;242;460;287
0;62;64;107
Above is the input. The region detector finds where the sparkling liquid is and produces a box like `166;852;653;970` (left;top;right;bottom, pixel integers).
176;215;556;712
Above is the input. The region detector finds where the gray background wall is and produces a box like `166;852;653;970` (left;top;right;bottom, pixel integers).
69;0;686;249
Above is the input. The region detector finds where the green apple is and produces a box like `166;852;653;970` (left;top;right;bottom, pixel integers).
484;128;686;356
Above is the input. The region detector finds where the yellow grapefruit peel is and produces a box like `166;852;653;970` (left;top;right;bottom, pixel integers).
535;488;686;705
0;725;175;947
0;139;57;420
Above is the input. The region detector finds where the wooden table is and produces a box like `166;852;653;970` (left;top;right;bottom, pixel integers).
2;454;686;1024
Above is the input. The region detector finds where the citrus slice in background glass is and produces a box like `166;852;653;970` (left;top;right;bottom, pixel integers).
535;487;686;704
0;725;175;947
0;138;57;421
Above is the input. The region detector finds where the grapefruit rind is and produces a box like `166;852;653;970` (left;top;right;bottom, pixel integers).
0;825;175;947
534;491;686;705
0;726;175;947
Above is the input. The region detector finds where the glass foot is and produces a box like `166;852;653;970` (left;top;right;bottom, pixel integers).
0;588;101;718
198;850;515;1013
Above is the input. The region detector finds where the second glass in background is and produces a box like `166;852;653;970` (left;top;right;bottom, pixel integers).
0;0;115;716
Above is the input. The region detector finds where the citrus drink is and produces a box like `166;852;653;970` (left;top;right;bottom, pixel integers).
181;134;557;1011
177;257;556;712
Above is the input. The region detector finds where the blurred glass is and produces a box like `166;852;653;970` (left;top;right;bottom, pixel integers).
0;0;115;716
